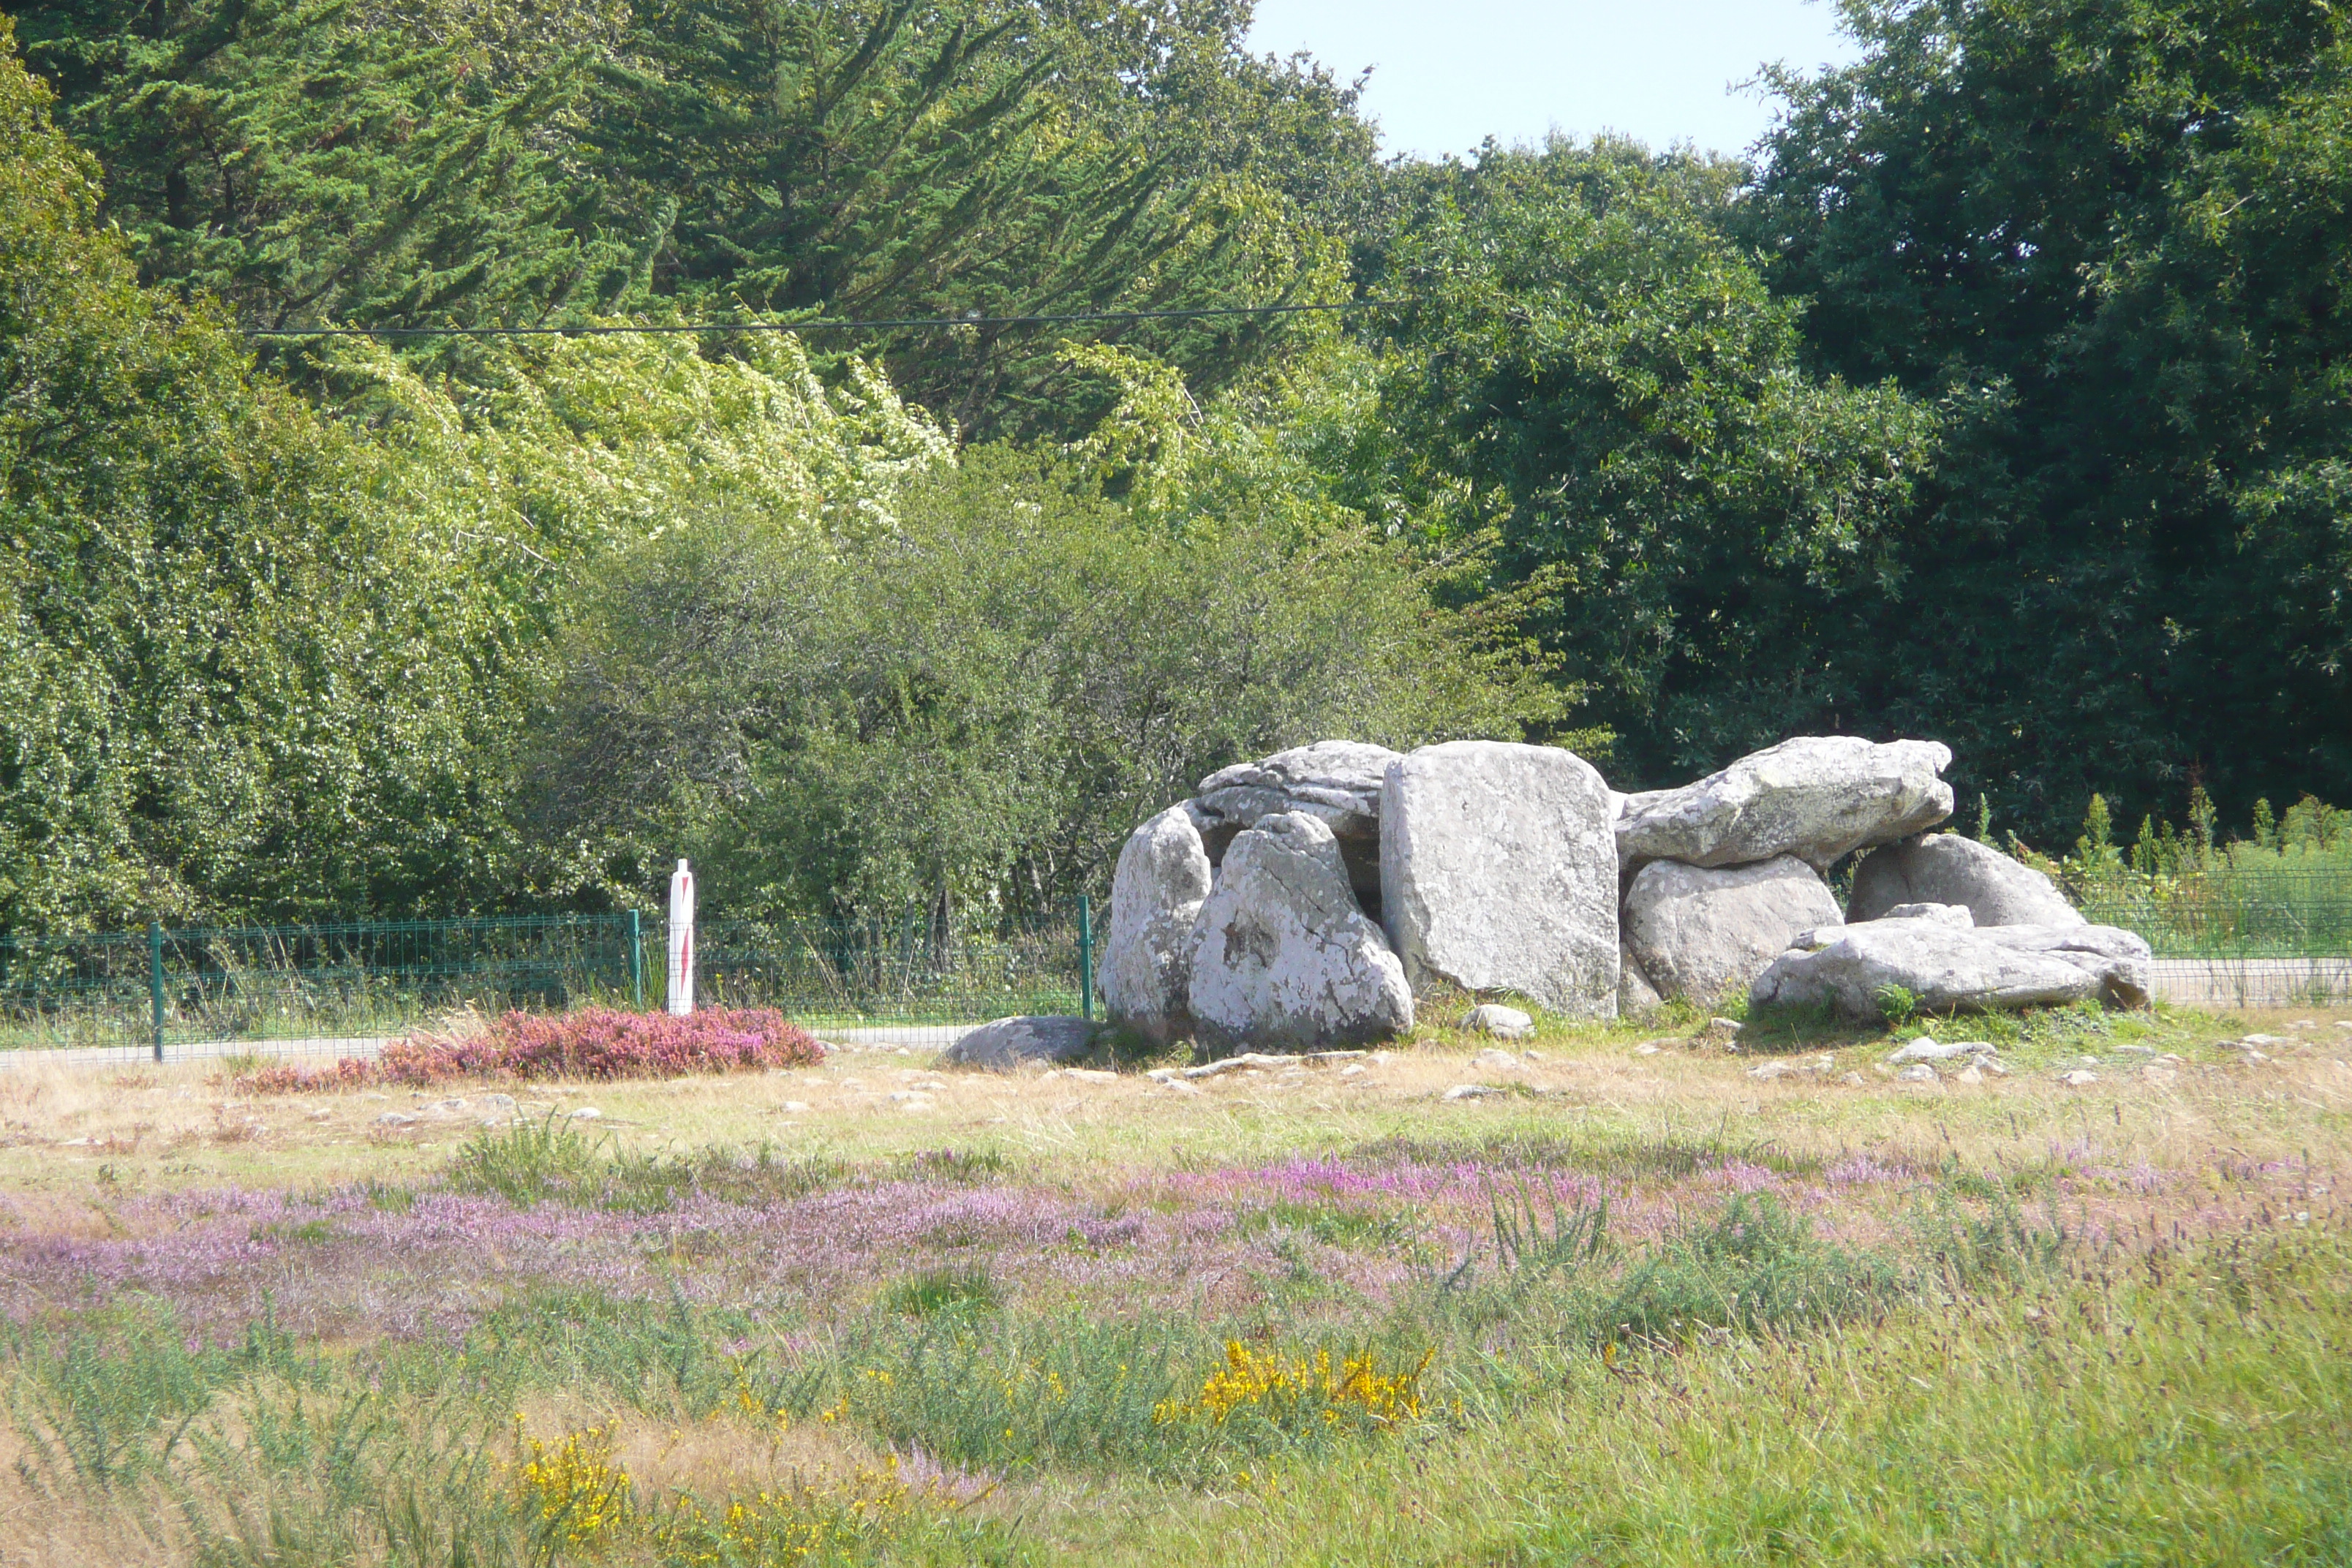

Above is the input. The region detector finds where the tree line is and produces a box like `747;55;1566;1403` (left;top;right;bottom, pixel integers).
4;0;2348;931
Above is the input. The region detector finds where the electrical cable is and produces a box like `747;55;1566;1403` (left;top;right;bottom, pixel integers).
246;298;1401;339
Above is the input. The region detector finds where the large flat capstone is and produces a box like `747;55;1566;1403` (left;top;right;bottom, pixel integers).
1096;804;1215;1045
1849;833;2084;927
1379;740;1618;1017
1617;736;1954;872
1623;853;1844;1006
1187;812;1413;1055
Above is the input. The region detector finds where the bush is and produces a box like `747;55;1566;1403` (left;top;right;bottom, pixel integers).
233;1007;822;1090
470;1006;821;1079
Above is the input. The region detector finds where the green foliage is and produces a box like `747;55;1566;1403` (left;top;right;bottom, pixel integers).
443;1115;612;1208
20;0;2352;926
0;22;530;930
1748;0;2352;837
539;431;1561;920
16;1174;2346;1562
1374;138;1944;781
1598;1194;1901;1346
0;11;979;932
19;0;645;340
444;1117;845;1212
4;1305;317;1488
23;0;1376;441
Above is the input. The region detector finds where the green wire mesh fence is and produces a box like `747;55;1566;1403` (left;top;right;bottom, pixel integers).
691;913;1088;1030
23;866;2346;1061
0;916;645;1058
2073;870;2352;957
0;906;1096;1060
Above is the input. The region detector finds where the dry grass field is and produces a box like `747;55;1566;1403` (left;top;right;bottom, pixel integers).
1;998;2345;1566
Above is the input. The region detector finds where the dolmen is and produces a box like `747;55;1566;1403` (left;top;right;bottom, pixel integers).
1096;734;2149;1055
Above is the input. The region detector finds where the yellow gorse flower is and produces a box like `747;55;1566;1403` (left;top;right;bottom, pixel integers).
510;1417;633;1549
1153;1342;1432;1431
649;1460;916;1565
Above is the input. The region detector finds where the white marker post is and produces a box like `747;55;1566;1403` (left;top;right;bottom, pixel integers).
667;859;696;1016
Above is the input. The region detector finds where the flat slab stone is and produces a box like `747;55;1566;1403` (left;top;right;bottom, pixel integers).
1194;740;1400;916
1097;804;1213;1045
1188;812;1413;1055
1623;854;1843;1006
1877;901;1975;926
1750;922;2100;1020
940;1016;1100;1070
1618;736;1954;871
1380;741;1618;1017
1973;924;2152;1008
1850;833;2085;927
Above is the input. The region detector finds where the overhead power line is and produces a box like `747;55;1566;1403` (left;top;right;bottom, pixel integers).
246;299;1401;339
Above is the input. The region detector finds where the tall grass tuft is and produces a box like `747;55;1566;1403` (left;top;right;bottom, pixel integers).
442;1115;612;1208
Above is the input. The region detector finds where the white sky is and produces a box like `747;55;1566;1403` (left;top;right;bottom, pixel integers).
1244;0;1861;162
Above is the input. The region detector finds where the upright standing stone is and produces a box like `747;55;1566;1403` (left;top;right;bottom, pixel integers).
1848;833;2085;927
1379;741;1618;1017
1096;804;1214;1044
1187;813;1413;1055
1622;854;1844;1006
1192;740;1401;916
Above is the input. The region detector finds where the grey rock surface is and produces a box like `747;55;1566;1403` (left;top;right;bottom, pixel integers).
1749;921;2104;1019
941;1015;1101;1070
1850;834;2085;927
1380;741;1618;1017
1886;1037;1999;1064
1194;740;1400;842
1622;854;1844;1006
1194;740;1399;913
1877;901;1975;927
1465;1003;1535;1039
1974;924;2153;1008
1619;942;1665;1014
1188;813;1414;1055
1617;736;1954;871
1096;804;1214;1045
1627;940;1665;1011
1790;899;1967;951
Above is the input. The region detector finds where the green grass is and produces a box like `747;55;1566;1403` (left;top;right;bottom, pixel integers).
10;1223;2343;1564
6;998;2345;1564
1199;1232;2352;1567
443;1114;845;1213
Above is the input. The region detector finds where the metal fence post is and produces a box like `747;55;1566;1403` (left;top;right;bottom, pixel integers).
1077;894;1094;1021
147;921;165;1063
627;909;644;1010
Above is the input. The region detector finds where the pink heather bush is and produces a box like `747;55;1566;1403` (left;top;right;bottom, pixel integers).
234;1008;821;1090
481;1006;821;1080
